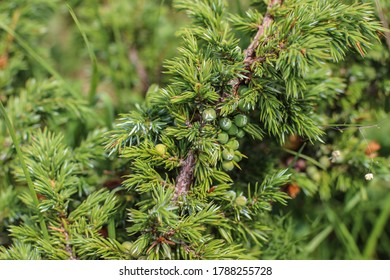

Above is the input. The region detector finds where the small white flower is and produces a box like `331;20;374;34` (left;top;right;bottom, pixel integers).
365;173;374;181
331;150;341;163
332;150;341;158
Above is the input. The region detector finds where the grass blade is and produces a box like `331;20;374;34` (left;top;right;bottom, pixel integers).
325;205;362;259
67;4;99;104
305;225;333;254
363;192;390;259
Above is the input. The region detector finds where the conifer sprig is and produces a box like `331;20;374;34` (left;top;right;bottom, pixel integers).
0;101;49;240
173;0;283;199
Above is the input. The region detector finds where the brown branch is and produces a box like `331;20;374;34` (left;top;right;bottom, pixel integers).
243;15;274;68
63;228;76;260
174;150;196;200
244;0;282;69
232;0;283;93
50;218;77;259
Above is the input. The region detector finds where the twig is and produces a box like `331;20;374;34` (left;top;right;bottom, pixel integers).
51;219;77;260
232;0;283;93
63;228;76;260
174;150;196;200
244;0;282;65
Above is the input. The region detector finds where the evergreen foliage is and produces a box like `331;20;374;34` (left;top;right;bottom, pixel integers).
0;0;389;260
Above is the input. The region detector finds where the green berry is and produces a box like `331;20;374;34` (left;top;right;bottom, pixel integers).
122;241;133;251
234;114;248;128
238;86;249;96
227;123;238;136
236;129;245;139
222;160;234;171
238;99;251;112
235;195;247;206
233;152;242;162
222;149;234;161
202;108;217;122
227;139;239;150
155;144;167;156
226;190;236;200
219;118;232;131
217;132;229;144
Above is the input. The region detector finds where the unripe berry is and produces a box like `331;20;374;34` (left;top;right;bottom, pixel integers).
236;129;245;139
222;160;234;171
238;99;251;112
234;114;248;127
202;108;217;122
226;190;236;200
306;166;320;182
319;156;330;168
233;152;242;162
235;195;247;206
122;241;133;251
219;118;232;131
155;144;167;156
227;139;239;150
217;132;229;144
222;149;234;161
227;123;238;136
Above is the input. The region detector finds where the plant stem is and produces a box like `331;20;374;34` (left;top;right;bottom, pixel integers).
0;101;49;240
243;0;283;68
305;225;333;254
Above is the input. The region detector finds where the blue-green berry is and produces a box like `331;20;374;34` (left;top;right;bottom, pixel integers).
219;118;232;131
202;108;217;122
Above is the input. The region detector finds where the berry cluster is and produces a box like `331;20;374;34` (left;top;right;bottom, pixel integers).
202;86;252;172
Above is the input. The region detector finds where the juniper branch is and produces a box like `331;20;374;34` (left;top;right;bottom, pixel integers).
244;0;282;68
49;220;76;260
61;219;76;260
231;0;282;93
173;0;284;199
